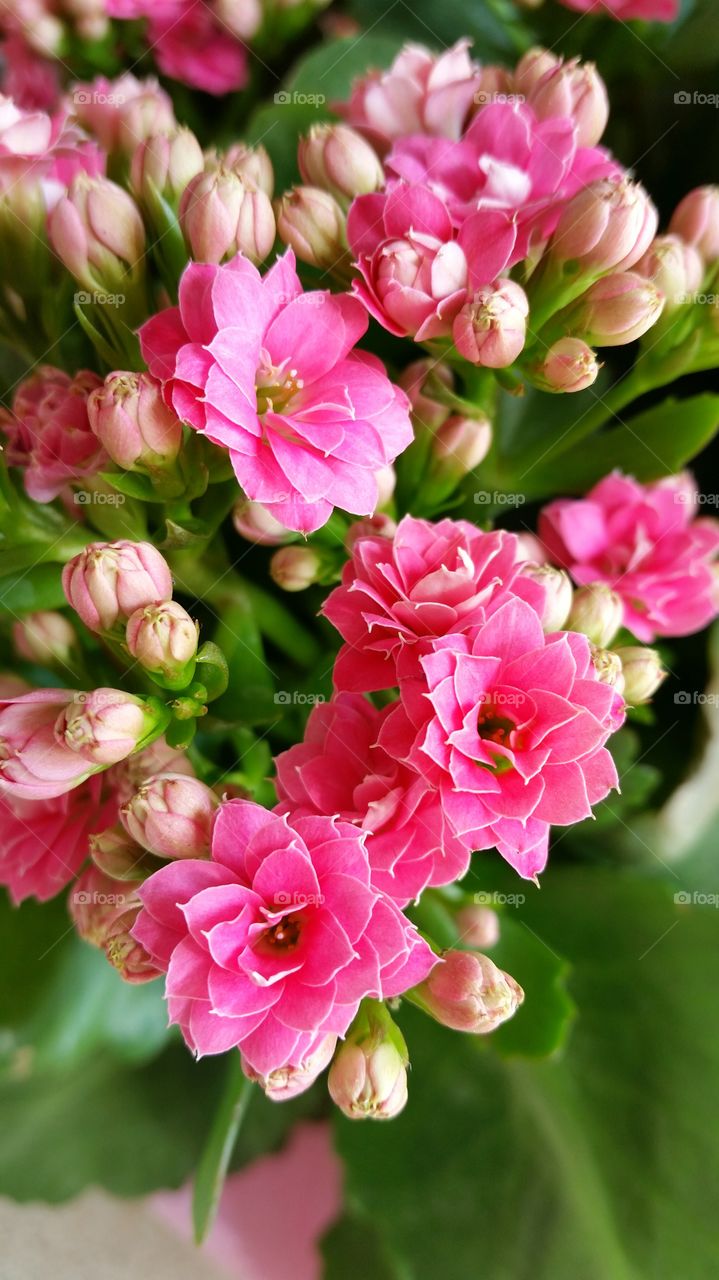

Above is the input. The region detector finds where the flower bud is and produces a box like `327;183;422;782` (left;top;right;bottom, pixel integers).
125;601;198;686
121;772;218;859
591;647;625;691
213;0;263;40
432;414;492;475
615;645;666;704
375;464;396;507
530;337;600;393
455;904;500;949
70;865;159;982
520;563;573;632
345;514;397;552
519;52;609;148
512;46;560;94
563;272;664;346
549;177;658;274
62;541;173;635
669;186;719;264
298;124;384;203
275;186;347;270
48;174;146;292
70;74;175;153
270;546;322;592
514;533;548;564
0;688;95;801
410;950;523;1034
241;1034;337;1101
397;359;454;431
12;611;76;667
634;234;704;311
328;1003;409;1120
223;142;274;196
58;689;166;766
88;371;183;472
90;824;151;880
130;128;205;206
180;168;276;265
232;498;292;545
453;280;528;367
568;584;623;647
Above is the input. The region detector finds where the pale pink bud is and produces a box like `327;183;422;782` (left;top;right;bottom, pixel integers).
223;142;274;196
532;337;601;393
270;546;322;592
241;1034;337;1101
591;647;625;691
669;186;719;264
130;128;204;205
521;563;573;632
634;234;704;310
232;498;291;545
0;689;94;801
88;371;182;471
70;865;159;982
615;645;666;704
550;177;658;273
59;689;164;766
520;52;609;148
121;772;218;859
298;124;384;203
568;584;623;647
397;359;453;430
566;271;664;346
71;74;175;153
125;601;198;683
12;611;76;667
345;514;397;552
514;533;548;564
179;168;276;265
432;414;492;474
329;1040;408;1120
111;735;195;806
62;540;173;634
513;47;560;95
275;186;347;270
90;824;149;880
412;950;524;1034
453;280;528;367
48;174;146;291
375;465;396;507
213;0;263;40
455;905;501;949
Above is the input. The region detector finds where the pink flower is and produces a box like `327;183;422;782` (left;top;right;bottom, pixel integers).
139;251;412;534
148;4;248;96
69;73;175;152
322;515;546;691
0;37;61;113
69;863;160;983
0;366;106;502
540;471;719;641
386;101;619;261
556;0;678;20
347;181;516;339
274;693;471;905
0;688;97;800
0;774;118;904
337;40;483;154
132;799;436;1074
0;93;103;198
385;597;624;879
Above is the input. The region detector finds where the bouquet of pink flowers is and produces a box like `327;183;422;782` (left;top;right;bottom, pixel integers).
1;0;717;1275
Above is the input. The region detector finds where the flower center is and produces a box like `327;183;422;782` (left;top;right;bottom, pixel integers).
255;348;304;416
263;914;302;952
477;706;516;746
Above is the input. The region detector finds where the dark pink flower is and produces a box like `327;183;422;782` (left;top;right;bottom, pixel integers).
0;366;106;502
557;0;678;20
148;4;248;96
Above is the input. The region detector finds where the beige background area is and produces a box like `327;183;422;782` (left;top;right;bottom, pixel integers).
0;1191;227;1280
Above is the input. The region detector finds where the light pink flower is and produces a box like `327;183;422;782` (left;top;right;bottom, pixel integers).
540;471;719;641
556;0;678;20
68;73;175;152
132;798;437;1075
384;597;624;879
0;93;103;198
0;688;96;800
337;39;483;154
322;515;546;691
139;251;412;533
0;366;106;502
0;774;118;904
274;693;471;905
347;181;516;339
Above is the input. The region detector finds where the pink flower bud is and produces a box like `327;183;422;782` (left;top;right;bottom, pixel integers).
88;371;183;471
432;414;492;475
531;337;601;393
121;772;218;859
275;186;347;270
90;824;149;880
232;498;291;545
130;127;204;205
411;950;524;1034
63;540;173;634
223;142;274;196
568;584;623;647
514;533;548;564
512;47;560;95
615;645;666;704
70;73;175;153
328;1003;409;1120
213;0;263;41
455;905;501;949
549;177;658;274
241;1034;337;1101
397;359;454;430
565;271;664;345
58;689;165;766
270;546;322;592
519;51;609;148
179;168;276;265
591;647;625;691
453;279;528;367
48;174;146;291
634;234;704;310
521;563;573;632
70;864;159;982
12;611;76;667
0;366;106;503
0;688;95;800
669;186;719;264
345;514;397;552
125;601;198;684
375;464;396;507
298;124;384;203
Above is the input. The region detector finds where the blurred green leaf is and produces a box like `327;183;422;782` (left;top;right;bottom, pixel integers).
489;915;575;1059
193;1056;252;1243
0;564;67;614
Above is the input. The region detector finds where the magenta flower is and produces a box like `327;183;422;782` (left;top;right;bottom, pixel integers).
274;693;471;905
132;799;436;1075
139;251;412;533
557;0;678;20
0;366;106;502
387;597;624;879
104;2;251;95
540;471;719;641
322;516;546;692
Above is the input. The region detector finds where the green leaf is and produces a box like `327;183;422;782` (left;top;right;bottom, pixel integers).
323;1212;410;1280
488;915;575;1059
192;1056;253;1243
335;867;719;1280
99;470;158;502
0;563;66;614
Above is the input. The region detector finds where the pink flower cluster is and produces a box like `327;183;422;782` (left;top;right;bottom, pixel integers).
0;366;106;502
0;93;103;201
105;2;250;96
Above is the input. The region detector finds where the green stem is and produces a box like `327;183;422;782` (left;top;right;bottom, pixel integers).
192;1057;253;1245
